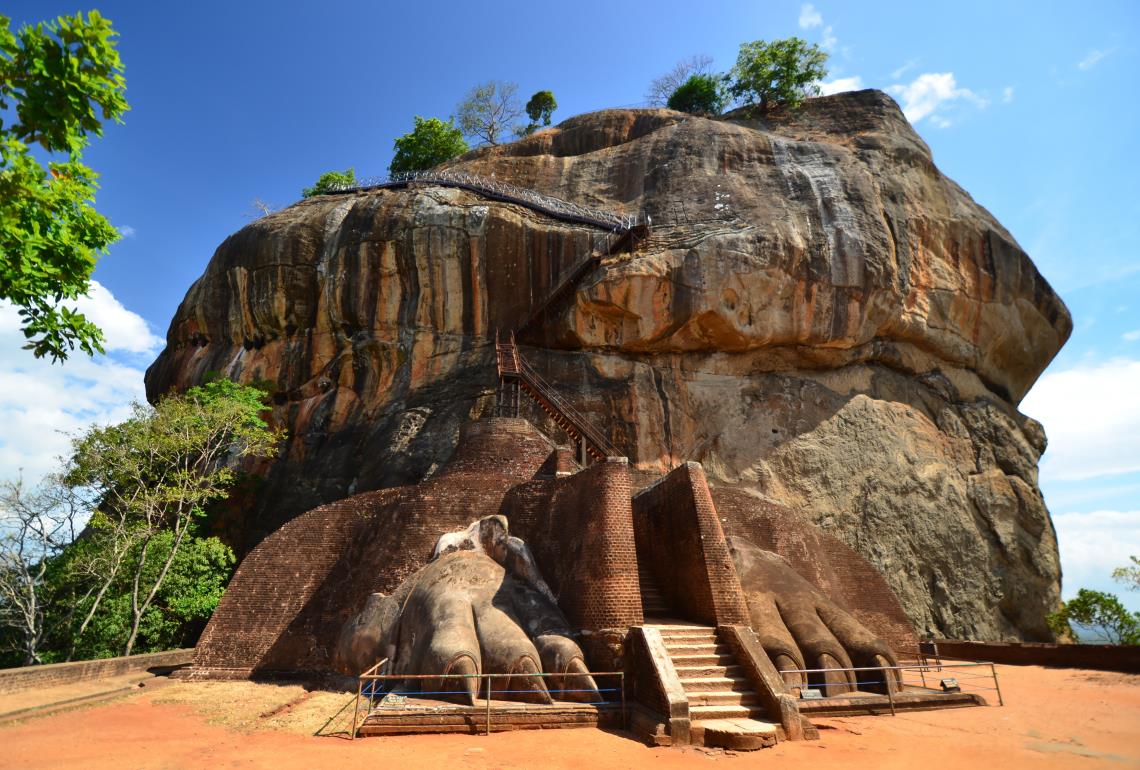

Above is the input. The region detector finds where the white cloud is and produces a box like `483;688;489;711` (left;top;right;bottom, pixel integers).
818;76;864;96
1123;329;1140;342
1021;358;1140;482
821;25;838;51
118;225;136;238
890;59;918;80
798;3;822;29
1002;86;1014;103
887;72;988;125
72;281;164;354
1078;48;1114;71
0;285;159;484
1053;509;1140;604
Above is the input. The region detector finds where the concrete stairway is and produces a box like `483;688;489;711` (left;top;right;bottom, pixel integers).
653;623;779;750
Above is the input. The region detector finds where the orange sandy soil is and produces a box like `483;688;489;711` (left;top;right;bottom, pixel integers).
1;664;1137;769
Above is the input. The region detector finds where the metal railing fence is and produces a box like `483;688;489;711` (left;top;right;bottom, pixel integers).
352;662;625;739
320;169;639;232
781;660;1004;716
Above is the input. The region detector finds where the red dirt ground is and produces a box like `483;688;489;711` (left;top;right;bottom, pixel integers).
1;664;1137;769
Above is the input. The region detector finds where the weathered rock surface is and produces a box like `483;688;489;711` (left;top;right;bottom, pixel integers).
146;90;1070;641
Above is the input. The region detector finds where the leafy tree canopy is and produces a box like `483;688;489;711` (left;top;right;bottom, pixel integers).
389;116;468;174
0;379;282;665
525;91;558;127
0;11;128;362
667;74;727;115
301;167;354;197
727;37;828;112
1047;588;1140;645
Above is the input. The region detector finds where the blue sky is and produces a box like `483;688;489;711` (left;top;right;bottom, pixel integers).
2;1;1138;611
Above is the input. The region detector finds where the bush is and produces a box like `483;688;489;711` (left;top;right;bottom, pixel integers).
667;74;726;115
389;117;469;174
727;37;828;112
302;168;354;197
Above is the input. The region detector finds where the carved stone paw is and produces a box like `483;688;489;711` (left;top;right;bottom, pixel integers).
336;516;599;705
727;536;900;695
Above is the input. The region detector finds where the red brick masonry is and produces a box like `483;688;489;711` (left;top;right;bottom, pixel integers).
924;640;1140;673
632;462;749;626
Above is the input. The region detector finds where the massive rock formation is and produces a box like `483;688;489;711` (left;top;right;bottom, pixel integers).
146;90;1070;642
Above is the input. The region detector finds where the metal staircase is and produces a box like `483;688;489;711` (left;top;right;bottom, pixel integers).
495;331;618;463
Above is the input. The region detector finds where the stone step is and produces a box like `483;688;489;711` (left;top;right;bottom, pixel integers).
691;718;779;751
674;664;746;680
659;635;718;645
646;623;715;631
668;652;736;667
663;642;731;655
678;676;753;693
689;704;764;720
686;691;762;708
657;629;717;641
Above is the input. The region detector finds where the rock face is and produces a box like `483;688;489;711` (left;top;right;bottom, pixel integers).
146;90;1071;641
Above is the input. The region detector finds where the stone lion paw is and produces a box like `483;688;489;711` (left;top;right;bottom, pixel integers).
336;516;599;705
727;536;900;695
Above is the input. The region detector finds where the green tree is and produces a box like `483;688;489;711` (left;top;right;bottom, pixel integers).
523;90;558;133
389;116;468;174
1113;556;1140;592
302;167;354;197
63;379;283;656
1047;589;1140;645
667;74;727;115
727;37;828;113
0;11;128;362
56;532;234;661
456;81;523;146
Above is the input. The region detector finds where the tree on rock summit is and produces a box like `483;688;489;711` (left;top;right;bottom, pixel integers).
667;74;727;115
728;37;828;112
456;81;523;146
302;168;355;197
389;117;469;174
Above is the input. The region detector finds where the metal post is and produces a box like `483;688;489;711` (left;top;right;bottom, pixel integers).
886;667;896;716
919;663;927;689
485;676;492;736
620;674;627;730
352;679;362;740
991;663;1004;706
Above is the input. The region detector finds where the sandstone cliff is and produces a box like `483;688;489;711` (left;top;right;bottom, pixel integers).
146;90;1071;641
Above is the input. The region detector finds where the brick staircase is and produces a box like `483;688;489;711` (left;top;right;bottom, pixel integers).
638;566;671;620
653;623;780;750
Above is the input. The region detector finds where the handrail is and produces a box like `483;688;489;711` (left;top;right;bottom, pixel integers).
496;331;618;460
352;657;389;739
319;169;638;233
785;660;1004;715
353;669;627;738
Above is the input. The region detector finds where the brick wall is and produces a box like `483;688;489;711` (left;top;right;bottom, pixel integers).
0;649;192;693
502;457;643;634
923;640;1140;673
632;462;750;626
710;487;918;654
193;418;556;677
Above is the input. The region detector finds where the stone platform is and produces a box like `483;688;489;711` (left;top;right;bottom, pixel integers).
356;697;623;737
796;688;986;718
